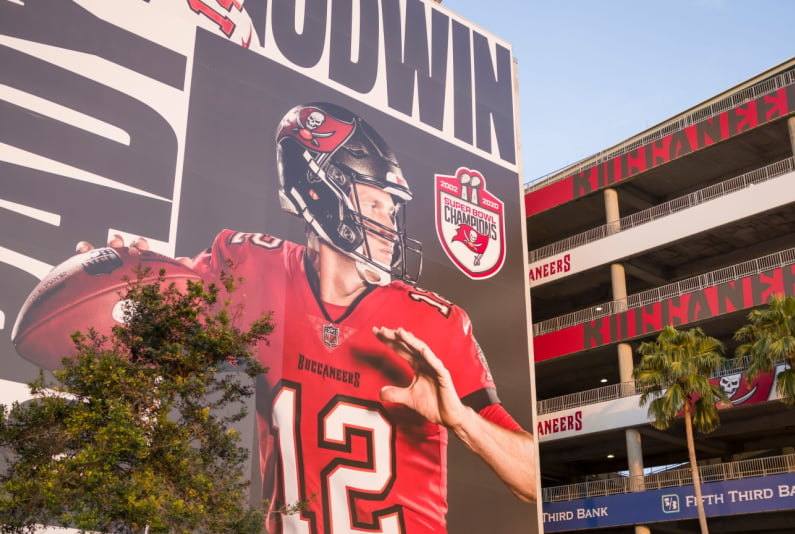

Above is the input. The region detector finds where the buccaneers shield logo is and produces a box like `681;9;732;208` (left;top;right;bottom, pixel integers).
435;168;505;279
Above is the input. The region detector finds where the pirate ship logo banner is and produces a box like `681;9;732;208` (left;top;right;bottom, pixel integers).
435;168;506;279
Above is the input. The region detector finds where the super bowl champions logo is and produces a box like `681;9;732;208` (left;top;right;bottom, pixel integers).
435;168;506;279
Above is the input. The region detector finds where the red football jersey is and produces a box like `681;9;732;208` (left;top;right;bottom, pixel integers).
191;230;502;534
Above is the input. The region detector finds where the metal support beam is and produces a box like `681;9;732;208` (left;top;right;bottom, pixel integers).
624;261;670;286
638;427;726;456
620;183;658;211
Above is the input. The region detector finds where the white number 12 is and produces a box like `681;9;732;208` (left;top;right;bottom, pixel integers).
272;384;404;534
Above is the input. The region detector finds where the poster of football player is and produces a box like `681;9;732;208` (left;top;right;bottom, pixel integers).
0;1;540;532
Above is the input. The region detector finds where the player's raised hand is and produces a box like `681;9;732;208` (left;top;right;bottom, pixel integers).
375;326;538;503
373;326;470;429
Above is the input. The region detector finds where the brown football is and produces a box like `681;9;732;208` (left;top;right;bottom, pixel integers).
11;247;203;369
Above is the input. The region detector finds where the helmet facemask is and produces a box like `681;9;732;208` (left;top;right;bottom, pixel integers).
344;177;421;286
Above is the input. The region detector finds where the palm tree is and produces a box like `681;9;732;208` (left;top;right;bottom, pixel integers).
734;294;795;405
633;325;727;534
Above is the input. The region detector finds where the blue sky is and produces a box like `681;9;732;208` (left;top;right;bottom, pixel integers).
445;0;795;182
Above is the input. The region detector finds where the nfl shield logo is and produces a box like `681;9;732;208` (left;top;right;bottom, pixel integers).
322;324;340;348
435;168;506;279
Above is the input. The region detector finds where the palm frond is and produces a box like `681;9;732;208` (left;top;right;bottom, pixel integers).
776;369;795;406
633;326;725;433
733;295;795;401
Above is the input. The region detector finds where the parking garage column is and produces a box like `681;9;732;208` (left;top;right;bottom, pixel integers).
604;188;620;235
606;189;650;534
788;116;795;155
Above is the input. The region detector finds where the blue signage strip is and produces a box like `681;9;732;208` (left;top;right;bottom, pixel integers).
543;472;795;532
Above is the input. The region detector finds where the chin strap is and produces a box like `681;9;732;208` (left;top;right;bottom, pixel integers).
355;258;392;287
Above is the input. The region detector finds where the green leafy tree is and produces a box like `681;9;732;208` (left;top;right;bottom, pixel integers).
734;294;795;405
633;325;727;534
0;267;273;534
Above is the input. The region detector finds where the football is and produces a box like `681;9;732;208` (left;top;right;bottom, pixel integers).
11;247;203;370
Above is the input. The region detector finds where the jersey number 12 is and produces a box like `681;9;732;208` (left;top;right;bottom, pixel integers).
272;384;404;534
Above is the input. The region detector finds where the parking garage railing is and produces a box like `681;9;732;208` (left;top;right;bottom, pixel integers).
533;247;795;337
529;157;795;263
537;358;754;415
537;381;638;415
543;453;795;502
526;67;795;190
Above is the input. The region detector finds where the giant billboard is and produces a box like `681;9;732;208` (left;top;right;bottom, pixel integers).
0;1;539;532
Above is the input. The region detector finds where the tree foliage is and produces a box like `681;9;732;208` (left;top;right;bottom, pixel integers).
734;294;795;405
0;267;272;534
633;325;727;534
634;326;727;433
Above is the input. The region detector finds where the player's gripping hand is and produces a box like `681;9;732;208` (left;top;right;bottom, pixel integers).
76;233;146;253
76;235;193;267
373;326;470;430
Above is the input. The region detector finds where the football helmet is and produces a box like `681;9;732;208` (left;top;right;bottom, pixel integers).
276;103;422;286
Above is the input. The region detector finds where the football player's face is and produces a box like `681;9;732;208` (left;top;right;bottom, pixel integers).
354;184;398;266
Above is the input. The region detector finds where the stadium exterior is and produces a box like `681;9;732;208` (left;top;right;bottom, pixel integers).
527;58;795;533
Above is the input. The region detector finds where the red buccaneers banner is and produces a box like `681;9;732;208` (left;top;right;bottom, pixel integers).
535;263;795;361
525;85;795;216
